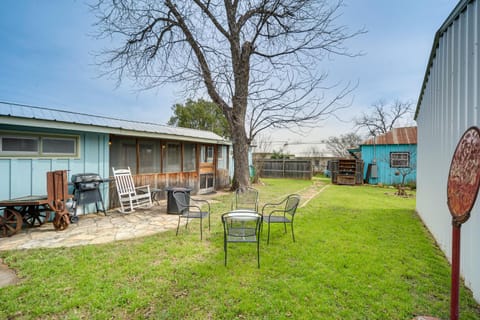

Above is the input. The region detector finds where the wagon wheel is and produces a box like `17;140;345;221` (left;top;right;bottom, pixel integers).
53;212;70;231
22;205;48;227
0;208;23;237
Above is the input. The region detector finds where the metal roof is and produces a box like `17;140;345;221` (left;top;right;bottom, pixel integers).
415;0;471;119
0;101;229;144
361;127;417;145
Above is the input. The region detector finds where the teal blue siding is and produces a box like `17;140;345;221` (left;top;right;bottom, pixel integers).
0;126;110;211
361;144;417;185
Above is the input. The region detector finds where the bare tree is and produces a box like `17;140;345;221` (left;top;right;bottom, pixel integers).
354;100;414;137
324;132;362;157
92;0;364;189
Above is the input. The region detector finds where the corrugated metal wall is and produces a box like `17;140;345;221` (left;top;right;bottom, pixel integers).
416;0;480;302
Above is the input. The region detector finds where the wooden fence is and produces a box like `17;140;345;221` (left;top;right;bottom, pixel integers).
255;159;312;180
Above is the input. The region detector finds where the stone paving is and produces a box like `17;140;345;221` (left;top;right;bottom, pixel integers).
0;200;179;251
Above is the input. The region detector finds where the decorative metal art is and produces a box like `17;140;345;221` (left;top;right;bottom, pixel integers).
446;126;480;320
447;126;480;225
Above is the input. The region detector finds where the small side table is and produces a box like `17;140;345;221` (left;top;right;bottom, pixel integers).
150;188;163;205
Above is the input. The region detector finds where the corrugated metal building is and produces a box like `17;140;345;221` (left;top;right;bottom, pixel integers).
415;0;480;302
360;127;417;185
0;101;232;212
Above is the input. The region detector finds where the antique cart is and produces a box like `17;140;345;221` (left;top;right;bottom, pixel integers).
0;170;71;237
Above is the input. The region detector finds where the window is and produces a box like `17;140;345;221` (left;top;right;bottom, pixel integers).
1;136;38;154
42;137;76;155
200;173;214;189
183;143;196;172
139;140;161;174
200;145;214;163
164;142;181;172
217;145;227;169
0;133;78;157
390;152;410;168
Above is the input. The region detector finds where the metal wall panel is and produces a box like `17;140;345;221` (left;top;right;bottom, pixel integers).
416;0;480;302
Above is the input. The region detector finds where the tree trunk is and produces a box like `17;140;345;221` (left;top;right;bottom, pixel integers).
231;123;250;190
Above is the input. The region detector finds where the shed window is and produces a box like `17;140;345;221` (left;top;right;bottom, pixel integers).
42;137;76;155
0;133;78;157
1;136;38;153
390;152;410;168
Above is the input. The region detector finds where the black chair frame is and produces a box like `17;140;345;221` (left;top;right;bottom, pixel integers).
222;211;263;268
173;190;211;240
261;194;300;244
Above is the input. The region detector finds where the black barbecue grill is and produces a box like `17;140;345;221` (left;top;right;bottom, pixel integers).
71;173;107;222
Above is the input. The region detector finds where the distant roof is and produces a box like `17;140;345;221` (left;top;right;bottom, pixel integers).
361;127;417;145
0;101;229;144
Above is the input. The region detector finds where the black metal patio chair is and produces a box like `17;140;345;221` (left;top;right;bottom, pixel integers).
222;210;263;268
231;187;259;212
261;194;300;244
173;190;210;240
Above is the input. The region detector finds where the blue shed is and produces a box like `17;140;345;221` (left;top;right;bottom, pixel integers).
359;127;417;185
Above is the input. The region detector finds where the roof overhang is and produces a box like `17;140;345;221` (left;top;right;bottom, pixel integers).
0;116;231;145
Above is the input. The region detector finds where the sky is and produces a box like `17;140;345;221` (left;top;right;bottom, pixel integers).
0;0;459;154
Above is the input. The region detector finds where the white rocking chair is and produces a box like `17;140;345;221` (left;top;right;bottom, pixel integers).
112;167;153;213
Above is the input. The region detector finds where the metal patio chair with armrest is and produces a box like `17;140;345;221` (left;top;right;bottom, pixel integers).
222;210;263;268
173;190;211;240
112;167;153;213
261;194;300;244
231;187;259;211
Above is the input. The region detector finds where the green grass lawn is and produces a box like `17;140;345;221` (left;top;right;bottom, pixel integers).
1;178;479;319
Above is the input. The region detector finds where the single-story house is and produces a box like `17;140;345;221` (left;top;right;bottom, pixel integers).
357;126;417;185
415;0;480;302
0;101;232;212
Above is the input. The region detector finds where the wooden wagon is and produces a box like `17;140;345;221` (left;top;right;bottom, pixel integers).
0;170;71;237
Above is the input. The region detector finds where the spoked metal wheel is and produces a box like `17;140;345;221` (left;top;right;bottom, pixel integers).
0;208;23;237
21;205;49;227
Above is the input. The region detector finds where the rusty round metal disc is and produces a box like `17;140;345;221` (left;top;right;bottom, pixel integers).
447;126;480;224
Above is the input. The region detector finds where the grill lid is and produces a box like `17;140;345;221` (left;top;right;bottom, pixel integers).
71;173;103;183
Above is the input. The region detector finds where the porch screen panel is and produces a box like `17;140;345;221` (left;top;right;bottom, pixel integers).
110;137;137;174
164;142;181;172
139;140;161;173
217;145;227;169
183;143;196;172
